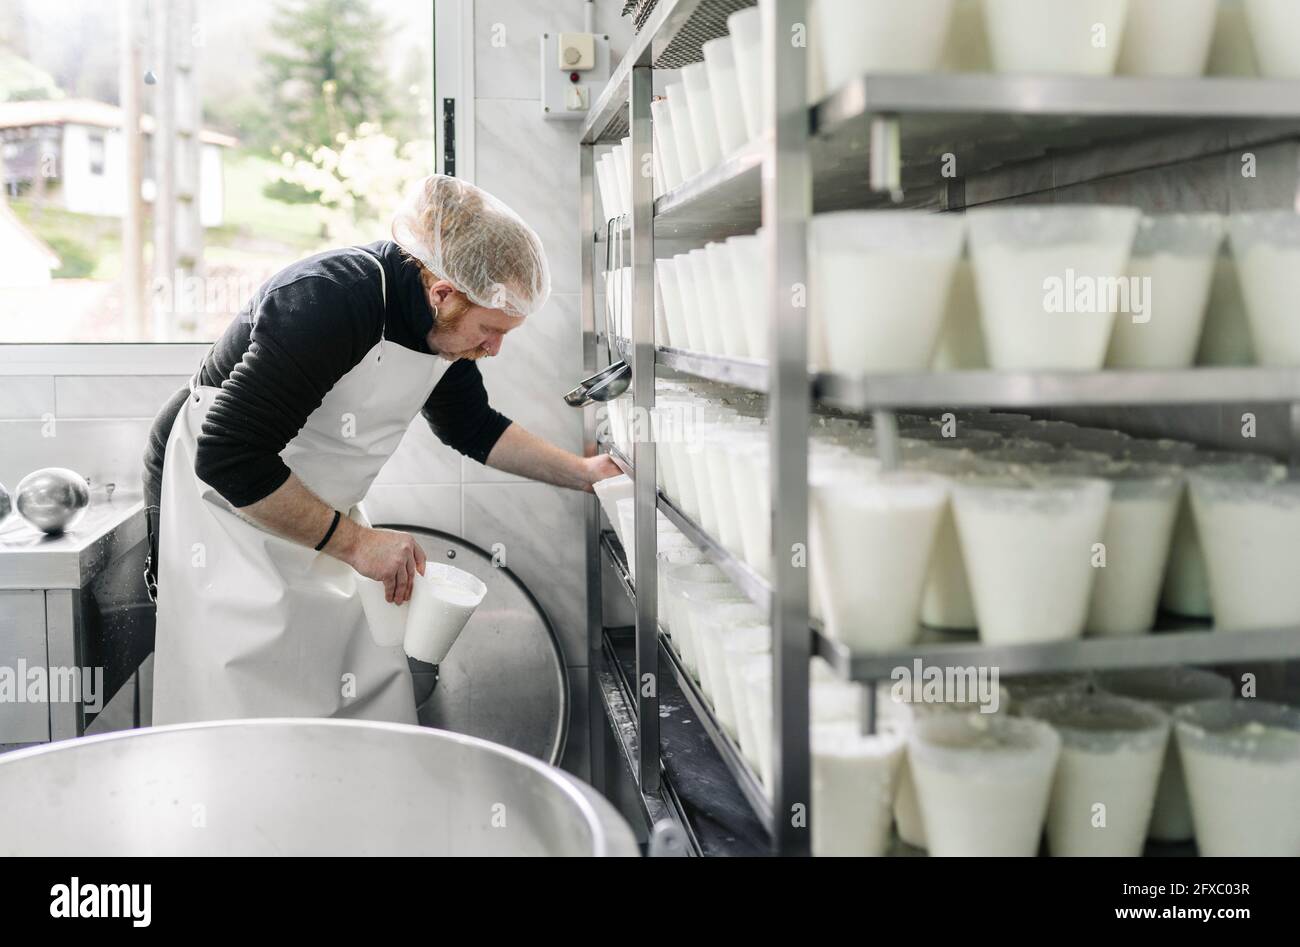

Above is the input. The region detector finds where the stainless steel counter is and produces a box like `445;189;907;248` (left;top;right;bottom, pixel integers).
0;495;145;591
0;494;151;746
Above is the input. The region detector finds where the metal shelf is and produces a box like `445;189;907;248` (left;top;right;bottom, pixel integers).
657;492;772;613
813;73;1300;132
653;140;766;240
583;12;1300;859
581;0;757;145
656;346;769;390
658;632;772;831
650;125;906;240
601;526;774;834
604;630;769;856
605;442;634;477
593;639;681;838
600;530;637;608
648;74;1300;237
816;367;1300;410
654;348;1300;408
814;623;1300;682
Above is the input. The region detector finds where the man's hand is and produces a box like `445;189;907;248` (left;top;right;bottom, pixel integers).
340;527;427;605
579;454;623;492
239;475;427;603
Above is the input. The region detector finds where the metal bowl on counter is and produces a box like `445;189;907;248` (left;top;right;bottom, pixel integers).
15;467;90;534
0;719;638;856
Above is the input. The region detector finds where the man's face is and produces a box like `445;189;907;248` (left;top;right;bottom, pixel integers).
426;290;522;361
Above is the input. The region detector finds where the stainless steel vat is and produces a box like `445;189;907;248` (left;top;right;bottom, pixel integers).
0;719;638;856
399;527;569;765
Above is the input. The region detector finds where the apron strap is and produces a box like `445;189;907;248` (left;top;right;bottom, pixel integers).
356;247;389;357
356;248;387;309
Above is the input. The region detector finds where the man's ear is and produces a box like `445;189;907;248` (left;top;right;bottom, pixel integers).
428;279;458;307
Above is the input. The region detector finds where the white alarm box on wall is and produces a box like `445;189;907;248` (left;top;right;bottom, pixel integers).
541;30;611;120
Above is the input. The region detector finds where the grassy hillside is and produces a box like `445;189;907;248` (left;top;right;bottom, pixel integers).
10;150;330;281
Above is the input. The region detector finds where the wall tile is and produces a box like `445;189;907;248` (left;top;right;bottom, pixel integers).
463;292;584;483
56;375;188;419
462;482;587;665
361;484;463;536
473;0;637;101
0;376;55;419
0;418;153;493
373;416;464;485
475;291;583;450
475;97;583;295
474;0;585;100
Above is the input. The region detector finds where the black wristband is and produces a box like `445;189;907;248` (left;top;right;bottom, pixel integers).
315;509;342;551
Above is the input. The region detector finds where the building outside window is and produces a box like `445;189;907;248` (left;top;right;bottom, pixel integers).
0;0;435;343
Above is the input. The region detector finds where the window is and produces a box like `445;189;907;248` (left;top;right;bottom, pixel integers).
87;132;105;175
0;0;435;343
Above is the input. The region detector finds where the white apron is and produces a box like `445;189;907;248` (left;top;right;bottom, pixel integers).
152;249;451;725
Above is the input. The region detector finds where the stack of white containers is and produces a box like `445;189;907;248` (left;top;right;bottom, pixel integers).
629;386;1300;857
654;7;765;201
651;203;1300;371
595;137;633;223
803;206;1300;373
649;383;1300;656
639;0;1280;211
634;2;1300;368
656;234;766;356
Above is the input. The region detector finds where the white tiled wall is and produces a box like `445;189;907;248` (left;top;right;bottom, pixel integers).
0;376;186;491
54;375;189;419
0;376;55;419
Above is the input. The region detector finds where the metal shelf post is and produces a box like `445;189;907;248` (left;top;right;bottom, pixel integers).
764;0;811;857
630;63;661;792
579;140;608;792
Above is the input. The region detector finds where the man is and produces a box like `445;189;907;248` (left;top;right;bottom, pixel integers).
143;174;618;725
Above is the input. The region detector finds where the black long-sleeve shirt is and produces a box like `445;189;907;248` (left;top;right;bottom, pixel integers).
143;239;512;511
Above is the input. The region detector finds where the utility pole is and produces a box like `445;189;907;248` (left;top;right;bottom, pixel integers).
120;0;146;339
148;0;202;340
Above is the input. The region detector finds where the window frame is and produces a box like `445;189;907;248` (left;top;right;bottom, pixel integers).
0;0;441;354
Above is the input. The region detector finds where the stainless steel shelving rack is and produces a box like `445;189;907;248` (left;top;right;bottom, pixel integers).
580;0;1300;857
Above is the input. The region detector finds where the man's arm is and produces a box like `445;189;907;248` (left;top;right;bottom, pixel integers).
195;275;429;604
423;360;619;490
240;473;427;605
485;422;621;491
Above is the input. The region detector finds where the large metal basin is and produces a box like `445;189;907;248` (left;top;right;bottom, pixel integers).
0;719;638;856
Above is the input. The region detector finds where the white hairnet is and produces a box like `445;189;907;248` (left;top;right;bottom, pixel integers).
391;174;551;318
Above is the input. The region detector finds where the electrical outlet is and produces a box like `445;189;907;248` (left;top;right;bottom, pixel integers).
566;85;590;111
